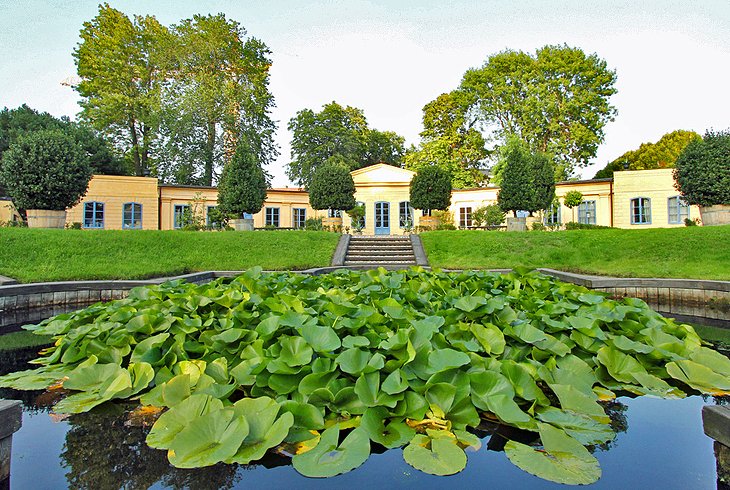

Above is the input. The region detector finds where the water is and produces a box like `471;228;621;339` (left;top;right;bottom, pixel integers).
1;312;728;489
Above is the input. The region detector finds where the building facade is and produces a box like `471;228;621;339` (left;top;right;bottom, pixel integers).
3;165;698;233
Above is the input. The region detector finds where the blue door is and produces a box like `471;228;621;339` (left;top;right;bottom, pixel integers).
375;201;390;235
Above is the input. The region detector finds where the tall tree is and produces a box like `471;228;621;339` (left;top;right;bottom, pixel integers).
217;141;268;218
405;91;488;188
594;130;701;178
287;102;405;187
460;45;617;180
160;15;277;186
409;165;452;212
308;156;357;212
497;137;553;216
74;3;172;177
674;129;730;208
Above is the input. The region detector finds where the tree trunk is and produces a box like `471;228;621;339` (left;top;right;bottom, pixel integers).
141;124;150;176
129;120;142;176
204;119;216;187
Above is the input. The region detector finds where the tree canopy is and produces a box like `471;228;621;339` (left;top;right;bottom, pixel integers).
308;156;357;211
674;129;730;207
287;101;405;188
594;130;701;178
0;104;127;176
409;165;452;211
216;141;268;217
74;4;277;185
405;91;488;188
497;138;555;216
0;130;92;210
460;45;617;180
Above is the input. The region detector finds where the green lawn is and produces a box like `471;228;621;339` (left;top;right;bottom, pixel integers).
420;226;730;280
0;228;340;283
0;331;52;351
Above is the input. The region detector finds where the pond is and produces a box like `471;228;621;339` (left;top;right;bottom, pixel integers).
1;270;728;488
1;325;728;489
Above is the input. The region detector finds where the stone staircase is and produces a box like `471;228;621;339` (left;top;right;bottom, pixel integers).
344;236;417;268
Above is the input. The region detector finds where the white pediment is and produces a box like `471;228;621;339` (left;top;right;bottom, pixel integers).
351;163;415;185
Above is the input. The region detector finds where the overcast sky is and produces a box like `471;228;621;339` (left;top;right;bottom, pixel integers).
1;0;728;185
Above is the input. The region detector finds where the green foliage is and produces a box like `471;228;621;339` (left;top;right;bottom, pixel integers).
1;268;729;483
563;190;584;209
497;138;555;215
594;130;701;178
472;204;506;227
75;6;276;184
460;45;617;180
217;144;268;217
0;104;128;175
308;156;357;211
304;217;323;231
0;331;53;351
75;4;172;176
158;14;277;186
409;165;452;211
531;222;546;231
564;222;612;230
286;101;405;187
347;204;365;232
674;129;730;207
0;130;92;210
405;91;487;188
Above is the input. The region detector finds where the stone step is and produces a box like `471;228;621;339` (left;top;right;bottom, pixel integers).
350;237;411;241
344;261;417;266
345;255;416;262
348;241;412;247
348;247;414;254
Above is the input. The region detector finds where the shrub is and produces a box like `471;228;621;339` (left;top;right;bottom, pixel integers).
305;217;323;231
531;222;546;231
674;129;730;207
432;209;454;227
472;204;506;227
565;222;613;230
0;129;92;210
308;156;356;212
496;137;555;216
217;143;268;217
410;165;452;212
347;204;365;232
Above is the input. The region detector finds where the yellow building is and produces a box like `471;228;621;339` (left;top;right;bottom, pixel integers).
4;166;696;233
66;175;159;230
0;197;21;224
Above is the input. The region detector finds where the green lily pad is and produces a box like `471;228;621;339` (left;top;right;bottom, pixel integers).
146;394;224;449
292;426;371;478
403;432;467;476
504;422;601;485
226;397;295;464
360;407;415;448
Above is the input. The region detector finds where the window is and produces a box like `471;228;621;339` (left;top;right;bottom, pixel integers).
173;204;189;229
459;207;472;228
422;209;431;217
630;197;651;224
668;196;689;224
83;202;104;229
399;201;414;228
265;207;280;227
544;202;561;226
327;209;341;218
578;200;597;225
122;202;142;229
293;208;306;228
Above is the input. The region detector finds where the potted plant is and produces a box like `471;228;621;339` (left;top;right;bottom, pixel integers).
409;165;452;230
674;129;730;225
217;143;267;231
347;204;365;234
308;156;356;232
0;129;92;228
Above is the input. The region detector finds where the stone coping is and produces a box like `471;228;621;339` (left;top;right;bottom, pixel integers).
1;268;728;298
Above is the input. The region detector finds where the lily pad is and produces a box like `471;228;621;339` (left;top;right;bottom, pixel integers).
292;425;371;478
402;432;467;476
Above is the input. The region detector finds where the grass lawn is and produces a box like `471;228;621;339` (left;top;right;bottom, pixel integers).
420;225;730;280
0;331;53;351
0;228;340;283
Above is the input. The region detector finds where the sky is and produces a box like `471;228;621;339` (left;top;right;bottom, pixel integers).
1;0;729;186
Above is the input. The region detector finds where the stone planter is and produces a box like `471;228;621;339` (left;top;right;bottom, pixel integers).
26;209;66;229
700;204;730;226
418;216;440;231
506;216;527;232
231;218;254;231
322;216;343;232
